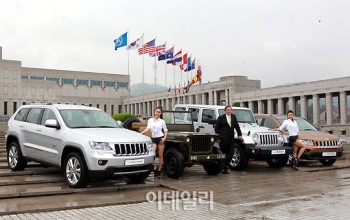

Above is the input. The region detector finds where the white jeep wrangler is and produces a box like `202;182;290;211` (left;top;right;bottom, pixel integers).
174;104;292;170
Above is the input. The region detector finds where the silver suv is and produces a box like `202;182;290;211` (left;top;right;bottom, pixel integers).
5;104;155;188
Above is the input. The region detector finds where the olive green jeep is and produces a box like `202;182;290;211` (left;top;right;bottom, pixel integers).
123;110;225;179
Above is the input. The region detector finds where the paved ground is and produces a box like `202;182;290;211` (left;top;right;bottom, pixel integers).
1;159;350;219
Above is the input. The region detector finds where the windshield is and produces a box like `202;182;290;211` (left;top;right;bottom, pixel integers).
233;109;256;123
59;109;120;128
277;118;317;131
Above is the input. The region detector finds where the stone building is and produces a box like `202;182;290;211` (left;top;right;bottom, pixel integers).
0;46;129;120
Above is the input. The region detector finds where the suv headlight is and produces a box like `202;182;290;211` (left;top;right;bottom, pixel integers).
89;141;112;151
301;139;313;146
252;133;259;143
147;142;154;153
278;133;284;144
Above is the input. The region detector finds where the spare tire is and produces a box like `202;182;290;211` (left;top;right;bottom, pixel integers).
122;118;141;131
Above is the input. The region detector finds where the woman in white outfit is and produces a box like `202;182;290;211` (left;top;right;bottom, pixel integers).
273;110;312;170
141;106;168;178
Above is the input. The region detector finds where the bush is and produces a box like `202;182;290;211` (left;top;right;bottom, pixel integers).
112;113;136;122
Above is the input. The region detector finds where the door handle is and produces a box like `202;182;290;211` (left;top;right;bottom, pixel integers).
36;128;42;132
198;125;204;128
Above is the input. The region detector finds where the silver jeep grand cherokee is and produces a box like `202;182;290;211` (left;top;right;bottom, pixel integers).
5;104;155;188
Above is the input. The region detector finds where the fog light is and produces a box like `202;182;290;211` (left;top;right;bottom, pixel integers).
98;160;108;166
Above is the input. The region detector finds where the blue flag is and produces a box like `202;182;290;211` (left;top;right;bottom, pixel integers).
114;32;128;50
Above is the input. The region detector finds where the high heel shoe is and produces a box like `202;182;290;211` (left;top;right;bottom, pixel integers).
157;169;162;178
292;158;299;171
154;170;158;178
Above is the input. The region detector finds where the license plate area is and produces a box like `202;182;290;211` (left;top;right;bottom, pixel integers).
125;159;145;165
271;150;285;155
322;152;336;157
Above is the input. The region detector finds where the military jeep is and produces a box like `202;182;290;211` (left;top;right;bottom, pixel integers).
123;110;225;179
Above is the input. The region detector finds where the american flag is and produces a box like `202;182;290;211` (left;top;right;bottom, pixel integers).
149;43;166;57
138;39;156;55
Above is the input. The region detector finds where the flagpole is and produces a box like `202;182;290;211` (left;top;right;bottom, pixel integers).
154;56;157;103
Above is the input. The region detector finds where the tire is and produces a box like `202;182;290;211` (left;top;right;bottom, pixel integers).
122;118;141;131
202;161;221;175
164;148;185;179
229;144;248;171
64;152;89;188
7;142;27;171
319;159;336;166
266;157;289;168
127;171;150;183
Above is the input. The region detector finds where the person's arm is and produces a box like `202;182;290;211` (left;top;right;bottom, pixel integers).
214;115;222;134
161;120;168;143
233;115;244;141
141;127;150;135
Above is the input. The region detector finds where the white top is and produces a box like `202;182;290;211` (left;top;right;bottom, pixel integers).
147;118;168;138
226;114;231;126
279;119;299;136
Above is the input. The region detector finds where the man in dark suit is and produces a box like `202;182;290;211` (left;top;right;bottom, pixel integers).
215;105;243;174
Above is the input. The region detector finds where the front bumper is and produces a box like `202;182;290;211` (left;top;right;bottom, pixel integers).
245;144;293;160
189;154;226;161
85;150;155;178
301;147;343;160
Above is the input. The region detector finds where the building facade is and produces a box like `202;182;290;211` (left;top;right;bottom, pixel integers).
1;46;349;138
0;46;129;120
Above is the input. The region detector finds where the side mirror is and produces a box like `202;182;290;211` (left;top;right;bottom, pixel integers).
45;119;60;129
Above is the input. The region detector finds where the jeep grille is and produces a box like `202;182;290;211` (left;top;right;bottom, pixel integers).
259;134;280;146
191;136;212;155
114;143;148;156
315;140;339;148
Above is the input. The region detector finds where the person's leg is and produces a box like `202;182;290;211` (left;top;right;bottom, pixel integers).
152;143;158;176
157;143;165;177
219;141;227;171
294;140;311;159
292;143;299;171
224;140;234;172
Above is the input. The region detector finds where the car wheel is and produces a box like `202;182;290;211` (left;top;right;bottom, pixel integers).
266;157;289;168
164;148;185;179
7;142;27;171
229;144;248;171
319;159;336;166
202;161;221;175
127;171;150;183
64;152;89;188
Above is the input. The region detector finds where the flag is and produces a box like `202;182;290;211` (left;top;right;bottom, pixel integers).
114;32;128;50
126;34;143;50
197;65;202;83
149;42;166;57
174;50;182;65
138;38;156;55
191;58;196;70
185;56;192;71
168;85;171;92
159;47;173;61
180;53;188;70
167;49;181;65
178;83;181;94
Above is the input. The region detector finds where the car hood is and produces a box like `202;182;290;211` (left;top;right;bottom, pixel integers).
69;128;151;142
241;123;278;133
298;130;339;141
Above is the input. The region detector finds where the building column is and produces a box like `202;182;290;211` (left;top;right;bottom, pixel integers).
212;91;217;105
267;99;272;114
313;94;320;125
339;91;347;124
277;98;283;114
326;93;333;125
248;101;254;112
300;96;307;118
142;102;147;116
207;92;212;105
257;100;262;114
189;95;193;104
171;97;175;109
288;97;295;112
202;93;206;105
225;89;229;106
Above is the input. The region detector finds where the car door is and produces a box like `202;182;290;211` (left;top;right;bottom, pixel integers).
35;108;63;165
198;108;216;134
21;107;45;160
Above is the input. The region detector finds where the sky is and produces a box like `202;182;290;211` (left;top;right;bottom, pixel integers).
1;0;349;88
